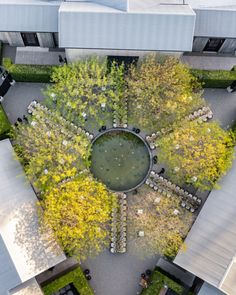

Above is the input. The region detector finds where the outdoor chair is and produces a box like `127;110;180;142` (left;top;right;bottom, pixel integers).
181;202;186;208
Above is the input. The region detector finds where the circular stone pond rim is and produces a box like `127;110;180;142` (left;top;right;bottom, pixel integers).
90;127;153;193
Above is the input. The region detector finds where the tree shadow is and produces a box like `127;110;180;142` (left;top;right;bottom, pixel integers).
13;200;64;275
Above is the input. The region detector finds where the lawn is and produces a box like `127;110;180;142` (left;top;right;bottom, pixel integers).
141;268;184;295
0;104;10;139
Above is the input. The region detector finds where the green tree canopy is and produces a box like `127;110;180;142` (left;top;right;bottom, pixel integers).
126;55;204;131
12;106;90;191
45;58;126;126
158;121;235;190
40;175;115;261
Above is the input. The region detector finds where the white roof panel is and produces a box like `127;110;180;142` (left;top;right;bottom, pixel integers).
174;157;236;295
94;0;128;11
0;139;66;294
0;235;21;295
194;8;236;38
198;283;226;295
0;1;60;32
9;278;43;295
186;0;236;9
59;2;195;51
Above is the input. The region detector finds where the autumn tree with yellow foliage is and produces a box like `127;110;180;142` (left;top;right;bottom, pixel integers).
128;186;193;258
45;58;126;126
39;176;116;261
126;55;204;131
12;106;90;191
158;121;235;190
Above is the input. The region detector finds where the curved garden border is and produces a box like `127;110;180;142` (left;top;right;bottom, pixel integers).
90;127;153;193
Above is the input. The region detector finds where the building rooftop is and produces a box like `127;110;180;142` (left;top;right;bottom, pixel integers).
0;139;65;295
9;278;44;295
174;156;236;295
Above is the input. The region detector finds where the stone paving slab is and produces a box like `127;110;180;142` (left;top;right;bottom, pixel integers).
181;54;236;70
15;47;65;65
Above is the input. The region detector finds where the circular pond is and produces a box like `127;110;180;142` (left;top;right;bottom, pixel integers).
90;129;151;192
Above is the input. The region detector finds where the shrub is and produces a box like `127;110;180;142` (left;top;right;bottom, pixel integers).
42;267;94;295
0;104;10;139
191;69;236;88
141;268;184;295
2;58;56;83
231;120;236;137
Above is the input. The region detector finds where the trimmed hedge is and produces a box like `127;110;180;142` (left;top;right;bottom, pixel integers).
231;120;236;138
42;267;94;295
191;69;236;88
2;58;56;83
3;56;236;88
0;104;10;140
141;268;184;295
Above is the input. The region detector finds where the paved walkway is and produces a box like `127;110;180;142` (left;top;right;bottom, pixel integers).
181;54;236;71
15;47;65;65
2;82;46;124
1;44;65;65
81;250;159;295
203;88;236;129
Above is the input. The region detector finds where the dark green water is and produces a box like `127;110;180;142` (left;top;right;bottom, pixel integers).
90;130;150;191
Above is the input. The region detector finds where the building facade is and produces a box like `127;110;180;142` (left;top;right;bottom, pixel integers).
0;0;236;61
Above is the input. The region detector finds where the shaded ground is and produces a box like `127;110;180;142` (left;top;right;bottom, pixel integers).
81;250;159;295
203;88;236;129
181;54;236;71
2;83;236;295
2;82;46;124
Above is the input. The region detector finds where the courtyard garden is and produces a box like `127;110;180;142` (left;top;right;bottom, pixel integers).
11;54;235;272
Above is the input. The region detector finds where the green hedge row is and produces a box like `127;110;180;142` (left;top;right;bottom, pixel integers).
2;57;56;83
141;268;184;295
0;104;11;140
191;69;236;88
2;56;236;88
42;267;94;295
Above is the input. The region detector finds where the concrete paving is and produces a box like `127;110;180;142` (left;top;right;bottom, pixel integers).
203;88;236;129
81;250;159;295
2;44;65;65
2;82;47;124
15;47;66;65
181;54;236;70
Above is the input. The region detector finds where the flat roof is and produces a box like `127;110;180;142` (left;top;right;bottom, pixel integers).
59;2;195;51
9;278;44;295
0;139;65;294
0;0;60;32
174;156;236;295
198;282;226;295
